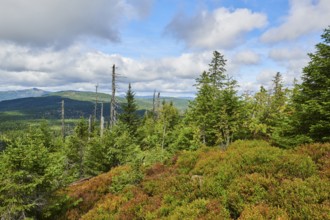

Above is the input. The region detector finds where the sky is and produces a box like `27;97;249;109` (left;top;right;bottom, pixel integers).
0;0;329;96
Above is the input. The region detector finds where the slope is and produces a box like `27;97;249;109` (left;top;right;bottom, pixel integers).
51;141;330;220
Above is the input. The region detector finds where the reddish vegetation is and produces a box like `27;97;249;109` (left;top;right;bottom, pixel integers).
62;166;131;220
57;141;330;219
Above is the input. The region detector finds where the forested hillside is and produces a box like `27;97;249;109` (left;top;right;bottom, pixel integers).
0;28;329;219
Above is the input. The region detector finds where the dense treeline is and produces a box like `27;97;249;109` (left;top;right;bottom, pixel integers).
0;28;329;219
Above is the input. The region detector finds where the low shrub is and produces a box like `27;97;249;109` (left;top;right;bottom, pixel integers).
227;173;276;218
238;203;289;220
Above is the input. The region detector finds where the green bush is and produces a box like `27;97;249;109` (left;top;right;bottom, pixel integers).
273;154;316;179
175;150;200;174
167;199;230;220
227;173;276;218
270;176;330;219
238;204;289;220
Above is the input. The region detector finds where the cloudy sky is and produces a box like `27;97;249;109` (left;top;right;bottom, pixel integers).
0;0;329;96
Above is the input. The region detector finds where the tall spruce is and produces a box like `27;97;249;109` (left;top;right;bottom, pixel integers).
119;83;139;134
189;51;241;147
293;27;330;142
215;75;241;148
209;50;226;88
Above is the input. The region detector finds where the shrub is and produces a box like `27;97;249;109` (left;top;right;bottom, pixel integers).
62;166;131;219
227;173;276;218
238;204;289;220
273;153;316;179
270;176;330;219
175;150;200;174
295;142;330;177
192;148;225;176
167;199;230;220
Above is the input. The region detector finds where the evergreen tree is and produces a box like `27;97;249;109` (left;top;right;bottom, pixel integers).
208;51;226;88
248;86;270;139
268;72;287;128
189;71;218;145
293;27;330;142
215;76;242;148
189;51;241;147
119;83;139;134
65;118;89;180
0;127;63;219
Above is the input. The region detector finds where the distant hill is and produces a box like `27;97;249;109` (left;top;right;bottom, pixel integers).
47;91;191;112
0;90;191;128
0;88;49;101
0;89;191;112
0;96;103;120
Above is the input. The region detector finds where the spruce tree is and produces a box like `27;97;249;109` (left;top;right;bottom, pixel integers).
189;71;218;145
208;50;226;88
294;27;330;142
189;51;241;147
119;83;139;134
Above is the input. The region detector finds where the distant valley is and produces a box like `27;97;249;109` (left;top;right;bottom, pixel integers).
0;88;190;131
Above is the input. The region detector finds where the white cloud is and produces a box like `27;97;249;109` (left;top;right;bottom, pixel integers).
268;46;311;85
166;7;267;49
233;50;260;65
0;43;211;95
256;69;278;89
0;0;153;47
268;48;307;61
261;0;330;43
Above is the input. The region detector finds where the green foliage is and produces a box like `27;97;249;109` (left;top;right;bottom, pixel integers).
238;204;289;220
188;51;242;147
37;140;330;219
295;142;330;178
119;83;139;134
109;167;143;194
167;199;230;220
270;176;330;219
227;173;275;218
0;126;63;219
293;27;330;143
65;117;89;180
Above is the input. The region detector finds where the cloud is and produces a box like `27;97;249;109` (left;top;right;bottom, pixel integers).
0;42;267;96
165;7;267;49
268;48;307;61
0;0;153;47
268;46;311;85
256;69;278;89
0;43;211;95
233;50;260;65
261;0;330;43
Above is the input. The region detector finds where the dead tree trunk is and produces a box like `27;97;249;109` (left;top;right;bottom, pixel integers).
156;92;161;119
94;83;98;120
61;100;65;140
110;64;117;128
152;90;156;117
88;115;92;139
100;102;104;137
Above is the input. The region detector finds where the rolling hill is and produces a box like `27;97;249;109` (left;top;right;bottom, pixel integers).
0;88;49;101
0;89;191;132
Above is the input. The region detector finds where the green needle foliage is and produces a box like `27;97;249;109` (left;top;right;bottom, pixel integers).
293;27;330;142
119;83;139;135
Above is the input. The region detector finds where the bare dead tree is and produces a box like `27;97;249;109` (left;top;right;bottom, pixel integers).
156;92;161;119
94;83;98;120
152;90;156;116
100;102;104;137
61;100;65;140
110;64;117;127
88;115;92;139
